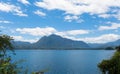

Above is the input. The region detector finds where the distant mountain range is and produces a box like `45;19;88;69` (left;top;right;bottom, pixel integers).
12;34;90;49
12;34;120;49
89;39;120;48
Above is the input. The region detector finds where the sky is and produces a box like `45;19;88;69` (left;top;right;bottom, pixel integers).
0;0;120;43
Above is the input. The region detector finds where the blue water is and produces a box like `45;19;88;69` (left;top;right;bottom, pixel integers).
9;50;115;74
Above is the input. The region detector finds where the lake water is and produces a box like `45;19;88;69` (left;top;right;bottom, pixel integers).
9;50;115;74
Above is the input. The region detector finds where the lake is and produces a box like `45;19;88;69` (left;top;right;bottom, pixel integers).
9;50;115;74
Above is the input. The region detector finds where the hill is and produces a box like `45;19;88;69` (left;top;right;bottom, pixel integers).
12;34;90;49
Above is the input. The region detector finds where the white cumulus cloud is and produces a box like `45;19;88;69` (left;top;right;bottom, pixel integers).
64;15;83;23
67;30;89;35
0;20;12;24
16;27;57;36
0;26;5;29
98;14;111;18
56;30;89;36
12;35;38;43
16;27;90;36
34;0;120;20
0;2;27;16
99;23;120;31
60;34;120;43
18;0;30;5
34;10;46;16
80;34;120;43
15;27;120;43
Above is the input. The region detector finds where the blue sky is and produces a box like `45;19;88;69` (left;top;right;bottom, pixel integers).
0;0;120;43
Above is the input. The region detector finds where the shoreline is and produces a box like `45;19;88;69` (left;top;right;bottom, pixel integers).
13;48;115;50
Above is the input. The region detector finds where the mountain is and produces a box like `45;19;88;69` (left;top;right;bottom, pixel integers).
88;43;104;48
11;41;32;49
33;34;90;49
12;34;90;49
12;34;120;49
101;39;120;48
89;39;120;48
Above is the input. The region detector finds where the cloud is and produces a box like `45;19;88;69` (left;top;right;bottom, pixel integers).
12;36;38;43
18;0;30;5
98;14;111;18
34;10;46;16
12;33;120;43
16;27;57;36
34;0;120;20
79;34;120;43
0;2;27;16
114;11;120;20
56;30;89;36
12;36;23;40
67;30;89;35
98;11;120;20
64;15;84;23
59;34;120;43
15;27;90;43
0;20;12;24
0;26;5;29
16;27;90;36
98;23;120;31
15;27;119;43
64;15;79;22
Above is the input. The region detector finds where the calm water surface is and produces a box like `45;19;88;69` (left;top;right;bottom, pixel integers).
9;50;115;74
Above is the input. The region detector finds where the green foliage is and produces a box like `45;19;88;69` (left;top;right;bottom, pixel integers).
105;47;114;50
0;35;20;74
0;35;13;56
0;35;46;74
0;57;20;74
98;46;120;74
32;68;49;74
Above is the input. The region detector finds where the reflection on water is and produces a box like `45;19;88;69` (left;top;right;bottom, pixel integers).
9;50;115;74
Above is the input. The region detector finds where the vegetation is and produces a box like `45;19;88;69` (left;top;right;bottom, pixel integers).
0;35;20;74
0;34;45;74
98;46;120;74
105;47;114;50
0;35;26;74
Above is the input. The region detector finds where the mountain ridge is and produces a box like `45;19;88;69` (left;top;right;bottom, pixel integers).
12;34;90;49
12;34;120;49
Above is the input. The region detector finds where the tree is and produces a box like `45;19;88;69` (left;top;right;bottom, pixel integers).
98;45;120;74
0;35;13;57
0;35;19;74
115;46;120;52
0;35;45;74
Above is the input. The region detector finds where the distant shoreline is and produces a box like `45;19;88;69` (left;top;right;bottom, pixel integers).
14;48;115;50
